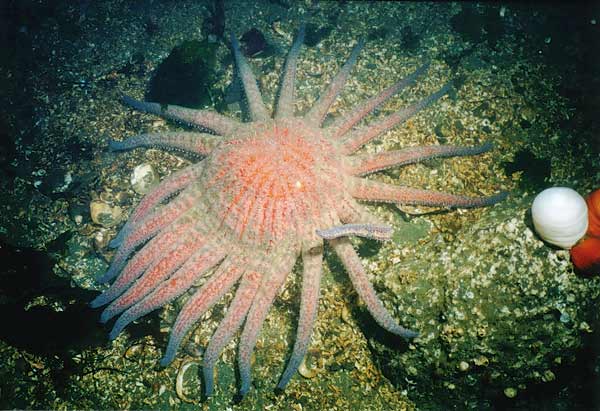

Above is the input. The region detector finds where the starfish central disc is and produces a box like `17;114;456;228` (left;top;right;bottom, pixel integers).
203;122;338;246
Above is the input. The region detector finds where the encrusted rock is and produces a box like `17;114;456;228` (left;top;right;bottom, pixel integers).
130;163;158;195
371;195;600;407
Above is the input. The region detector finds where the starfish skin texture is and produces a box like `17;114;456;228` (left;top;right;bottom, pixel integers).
91;24;507;398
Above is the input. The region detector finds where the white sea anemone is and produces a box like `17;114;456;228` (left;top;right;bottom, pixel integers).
531;187;589;249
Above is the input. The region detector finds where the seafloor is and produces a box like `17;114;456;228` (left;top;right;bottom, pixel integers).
0;1;599;410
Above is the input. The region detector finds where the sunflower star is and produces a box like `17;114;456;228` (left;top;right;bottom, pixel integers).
91;25;506;398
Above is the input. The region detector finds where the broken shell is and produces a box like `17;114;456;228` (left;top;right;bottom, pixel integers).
90;201;122;227
176;359;200;404
124;344;143;359
298;356;317;379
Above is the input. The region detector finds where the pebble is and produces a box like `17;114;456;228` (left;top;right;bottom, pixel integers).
130;163;158;195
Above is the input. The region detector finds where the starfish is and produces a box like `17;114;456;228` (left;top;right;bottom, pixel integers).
91;24;506;398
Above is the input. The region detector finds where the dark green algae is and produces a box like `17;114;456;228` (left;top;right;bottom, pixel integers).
147;39;220;109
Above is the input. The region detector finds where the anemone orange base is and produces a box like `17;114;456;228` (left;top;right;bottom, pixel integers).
570;236;600;275
585;188;600;238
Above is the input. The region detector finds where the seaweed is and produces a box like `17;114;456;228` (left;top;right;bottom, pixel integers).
147;39;220;109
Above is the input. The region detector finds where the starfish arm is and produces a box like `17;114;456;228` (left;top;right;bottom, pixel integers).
110;163;204;249
238;251;296;398
349;142;494;176
108;246;226;340
277;247;322;390
351;178;508;208
305;40;364;126
331;238;418;338
98;188;197;283
202;270;262;397
91;219;195;308
122;96;240;135
99;228;208;323
316;223;392;241
275;24;305;119
109;132;221;156
230;33;270;122
341;82;452;155
159;258;246;366
329;61;430;139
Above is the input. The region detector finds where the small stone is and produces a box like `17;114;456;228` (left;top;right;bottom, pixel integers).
152;119;166;128
131;163;158;195
458;361;469;372
504;387;517;398
559;312;570;323
90;201;122;227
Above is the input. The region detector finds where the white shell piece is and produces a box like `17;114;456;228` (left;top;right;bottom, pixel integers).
130;163;158;195
531;187;588;249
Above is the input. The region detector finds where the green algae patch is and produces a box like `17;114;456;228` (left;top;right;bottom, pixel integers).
148;39;220;109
